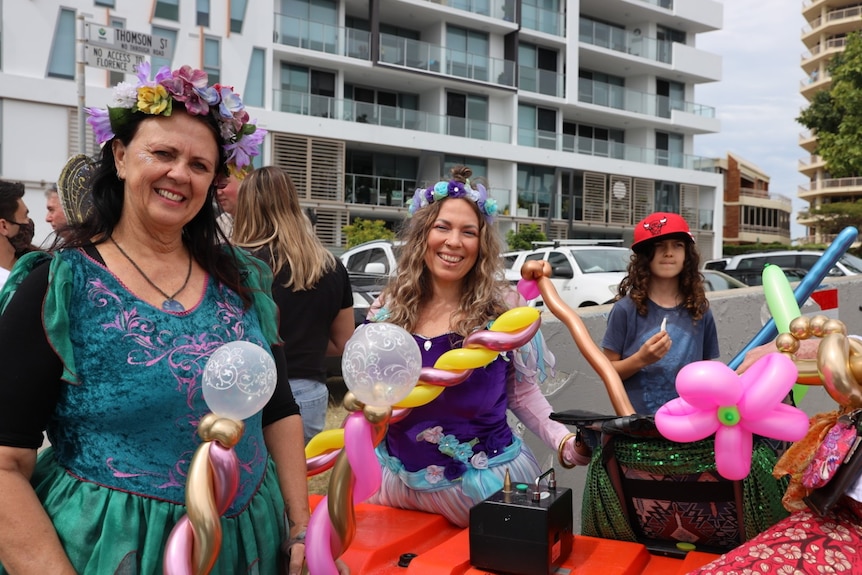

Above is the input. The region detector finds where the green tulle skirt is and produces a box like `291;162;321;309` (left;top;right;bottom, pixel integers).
1;448;286;575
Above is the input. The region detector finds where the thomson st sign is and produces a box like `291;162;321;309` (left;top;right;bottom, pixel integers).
85;23;172;58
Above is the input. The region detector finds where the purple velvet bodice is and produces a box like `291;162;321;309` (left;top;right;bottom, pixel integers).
384;332;514;477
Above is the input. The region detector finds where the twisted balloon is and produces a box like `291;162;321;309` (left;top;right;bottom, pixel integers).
305;307;542;574
164;414;244;575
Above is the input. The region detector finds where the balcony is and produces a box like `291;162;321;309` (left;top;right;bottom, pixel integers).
516;128;713;170
738;188;793;210
522;3;565;37
580;21;673;64
798;154;825;177
379;33;516;88
802;5;862;47
799;176;862;199
577;78;716;120
273;14;371;60
519;66;565;97
417;0;516;22
345;173;417;207
274;90;512;143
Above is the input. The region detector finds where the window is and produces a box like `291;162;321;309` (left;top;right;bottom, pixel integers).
244;48;266;107
656;131;683;167
519;43;558;96
657;79;685;118
203;37;220;84
446;26;489;82
151;27;178;71
48;8;76;79
518;104;556;149
280;63;335;116
95;0;115;6
196;0;210;27
447;92;488;139
654;181;679;213
154;0;180;21
517;164;555;218
579;70;624;108
230;0;248;33
344;85;419;127
444;156;486;182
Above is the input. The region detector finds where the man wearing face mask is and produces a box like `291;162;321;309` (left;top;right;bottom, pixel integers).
0;180;35;288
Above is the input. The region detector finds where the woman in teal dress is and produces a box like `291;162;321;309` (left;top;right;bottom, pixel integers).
0;64;331;575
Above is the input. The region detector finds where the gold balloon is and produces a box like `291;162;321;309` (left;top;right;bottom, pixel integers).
775;333;800;354
342;391;363;412
818;333;862;408
327;451;355;552
809;315;829;338
185;441;221;575
788;316;811;341
521;260;635;416
823;318;848;336
363;404;392;424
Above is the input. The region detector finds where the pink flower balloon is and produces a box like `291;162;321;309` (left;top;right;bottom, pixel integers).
655;353;809;480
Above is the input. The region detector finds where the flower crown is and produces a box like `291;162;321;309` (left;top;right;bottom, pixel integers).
86;62;266;179
408;179;498;221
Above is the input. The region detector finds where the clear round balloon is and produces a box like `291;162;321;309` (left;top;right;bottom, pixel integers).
202;341;277;420
341;323;422;407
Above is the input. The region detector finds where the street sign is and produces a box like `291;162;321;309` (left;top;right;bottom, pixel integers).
85;23;172;58
84;44;146;74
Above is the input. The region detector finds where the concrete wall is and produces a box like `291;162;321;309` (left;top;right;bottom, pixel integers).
520;275;862;533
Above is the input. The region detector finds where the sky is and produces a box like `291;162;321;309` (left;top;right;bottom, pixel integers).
693;0;810;241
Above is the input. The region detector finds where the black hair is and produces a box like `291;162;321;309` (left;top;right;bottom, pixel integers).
0;180;25;222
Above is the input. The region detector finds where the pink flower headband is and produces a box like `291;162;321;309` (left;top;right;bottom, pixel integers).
86;62;265;179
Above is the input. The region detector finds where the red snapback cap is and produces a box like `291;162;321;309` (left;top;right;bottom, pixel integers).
632;212;694;253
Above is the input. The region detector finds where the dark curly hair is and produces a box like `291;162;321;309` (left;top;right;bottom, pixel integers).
616;239;709;321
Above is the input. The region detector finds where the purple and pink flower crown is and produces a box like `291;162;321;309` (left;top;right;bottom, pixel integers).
86;62;265;179
408;179;498;222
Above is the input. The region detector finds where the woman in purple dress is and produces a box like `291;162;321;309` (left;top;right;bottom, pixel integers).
365;165;591;527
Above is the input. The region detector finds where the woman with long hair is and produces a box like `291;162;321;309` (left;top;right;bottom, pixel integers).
233;166;354;445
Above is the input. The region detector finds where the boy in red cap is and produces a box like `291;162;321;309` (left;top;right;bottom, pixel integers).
601;212;719;414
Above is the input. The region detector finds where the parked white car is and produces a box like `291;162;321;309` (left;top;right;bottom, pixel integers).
516;243;632;308
716;250;862;278
340;239;400;275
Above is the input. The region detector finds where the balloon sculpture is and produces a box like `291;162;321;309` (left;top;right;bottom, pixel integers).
164;341;277;575
304;308;543;574
729;225;858;370
654;354;809;480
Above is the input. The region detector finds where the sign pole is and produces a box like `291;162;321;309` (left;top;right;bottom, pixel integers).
76;11;86;155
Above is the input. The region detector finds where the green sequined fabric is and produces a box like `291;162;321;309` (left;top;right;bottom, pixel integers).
581;436;789;545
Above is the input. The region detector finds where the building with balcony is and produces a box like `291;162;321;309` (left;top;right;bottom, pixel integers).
707;153;792;245
0;0;724;255
799;0;862;242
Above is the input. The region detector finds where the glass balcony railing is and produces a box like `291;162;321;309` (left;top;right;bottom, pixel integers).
274;90;512;143
579;19;673;64
516;128;712;171
518;66;565;97
274;14;371;60
577;79;715;118
636;0;673;9
379;33;516;87
345;173;417;207
521;3;565;36
418;0;516;22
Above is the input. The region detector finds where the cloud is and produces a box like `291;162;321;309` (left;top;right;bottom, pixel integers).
693;0;810;239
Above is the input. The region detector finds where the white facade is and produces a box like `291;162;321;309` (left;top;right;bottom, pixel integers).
0;0;724;256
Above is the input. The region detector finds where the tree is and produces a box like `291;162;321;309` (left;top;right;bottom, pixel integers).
798;32;862;178
506;224;546;250
341;217;395;248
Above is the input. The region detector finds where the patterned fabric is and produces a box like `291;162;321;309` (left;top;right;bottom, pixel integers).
802;418;859;489
688;499;862;574
0;248;286;575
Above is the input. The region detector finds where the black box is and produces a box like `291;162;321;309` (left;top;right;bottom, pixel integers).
469;483;573;575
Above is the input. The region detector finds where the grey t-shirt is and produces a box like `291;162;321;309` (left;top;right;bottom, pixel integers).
601;295;719;414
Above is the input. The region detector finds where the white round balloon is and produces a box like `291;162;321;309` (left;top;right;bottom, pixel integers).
202;341;277;420
341;323;422;407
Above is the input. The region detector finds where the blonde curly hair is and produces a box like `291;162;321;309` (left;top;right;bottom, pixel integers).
378;165;510;337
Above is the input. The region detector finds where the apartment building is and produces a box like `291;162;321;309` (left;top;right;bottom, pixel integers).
708;153;792;245
0;0;724;255
799;0;862;243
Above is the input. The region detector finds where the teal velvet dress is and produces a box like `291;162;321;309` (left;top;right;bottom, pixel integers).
0;248;287;575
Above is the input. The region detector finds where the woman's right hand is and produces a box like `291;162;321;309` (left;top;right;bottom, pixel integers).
637;330;671;365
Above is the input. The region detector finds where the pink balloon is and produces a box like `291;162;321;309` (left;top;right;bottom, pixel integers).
343;413;381;501
517;278;540;301
655;400;720;442
674;361;742;407
655;355;806;480
306;499;339;575
715;426;753;481
163;517;194;575
738;353;798;413
741;403;810;441
209;443;239;515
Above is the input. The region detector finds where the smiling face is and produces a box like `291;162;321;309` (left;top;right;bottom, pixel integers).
649;238;687;279
112;111;219;235
423;198;480;286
